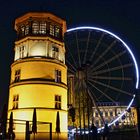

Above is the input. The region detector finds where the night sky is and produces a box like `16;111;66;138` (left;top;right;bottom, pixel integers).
0;0;140;113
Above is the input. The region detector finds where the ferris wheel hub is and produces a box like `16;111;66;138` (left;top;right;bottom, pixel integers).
76;69;86;80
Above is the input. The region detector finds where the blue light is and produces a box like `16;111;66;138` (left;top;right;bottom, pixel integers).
67;26;139;89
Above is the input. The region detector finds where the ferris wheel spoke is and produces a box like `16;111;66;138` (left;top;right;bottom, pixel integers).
76;32;81;67
74;80;79;93
90;40;117;69
83;31;91;64
87;85;98;101
91;50;127;72
68;68;75;74
89;75;132;81
65;44;78;68
89;79;132;96
87;85;105;124
66;60;77;73
90;33;105;61
88;86;108;119
91;63;133;76
88;80;116;103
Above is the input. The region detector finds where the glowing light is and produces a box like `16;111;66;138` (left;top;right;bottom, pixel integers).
67;26;139;89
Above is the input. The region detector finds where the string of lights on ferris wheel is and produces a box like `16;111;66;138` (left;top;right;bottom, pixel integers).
66;26;139;129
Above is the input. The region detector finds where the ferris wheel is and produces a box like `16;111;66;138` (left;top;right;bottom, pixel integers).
65;26;139;130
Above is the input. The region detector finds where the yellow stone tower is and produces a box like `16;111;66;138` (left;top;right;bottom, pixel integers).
8;12;67;139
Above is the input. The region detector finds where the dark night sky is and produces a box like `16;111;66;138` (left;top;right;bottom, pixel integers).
0;0;140;113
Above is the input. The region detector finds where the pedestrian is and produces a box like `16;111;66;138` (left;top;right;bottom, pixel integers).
91;124;97;140
102;123;109;140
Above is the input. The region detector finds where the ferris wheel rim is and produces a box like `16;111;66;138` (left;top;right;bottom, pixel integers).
67;26;139;89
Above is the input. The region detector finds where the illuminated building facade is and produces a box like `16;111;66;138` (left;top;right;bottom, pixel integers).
8;12;67;139
92;102;137;128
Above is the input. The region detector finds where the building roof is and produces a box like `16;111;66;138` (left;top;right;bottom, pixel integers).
15;12;67;34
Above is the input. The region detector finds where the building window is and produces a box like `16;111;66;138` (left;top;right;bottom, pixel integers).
39;22;47;34
95;120;99;126
55;95;61;109
110;111;113;117
55;26;60;38
100;111;103;117
13;94;19;109
20;25;25;36
55;70;61;83
50;24;55;36
32;22;39;34
25;25;29;35
101;121;104;126
95;112;98;117
19;46;25;58
15;69;21;82
52;46;59;59
105;112;108;117
105;119;108;124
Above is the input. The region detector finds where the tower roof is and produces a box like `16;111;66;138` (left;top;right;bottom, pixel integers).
15;12;67;34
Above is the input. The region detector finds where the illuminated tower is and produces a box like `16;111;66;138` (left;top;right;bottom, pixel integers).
8;12;67;139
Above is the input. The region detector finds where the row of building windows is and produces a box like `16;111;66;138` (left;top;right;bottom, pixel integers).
16;45;63;62
94;111;130;117
94;111;114;117
94;115;134;127
14;69;62;83
94;120;109;127
18;21;62;39
12;94;62;109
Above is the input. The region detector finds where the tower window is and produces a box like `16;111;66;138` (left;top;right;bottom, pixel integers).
32;22;39;34
55;95;61;109
55;26;60;38
13;94;19;109
15;69;21;82
55;70;61;83
20;26;25;36
50;24;55;36
19;46;25;58
39;22;47;34
25;25;29;35
52;46;59;59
